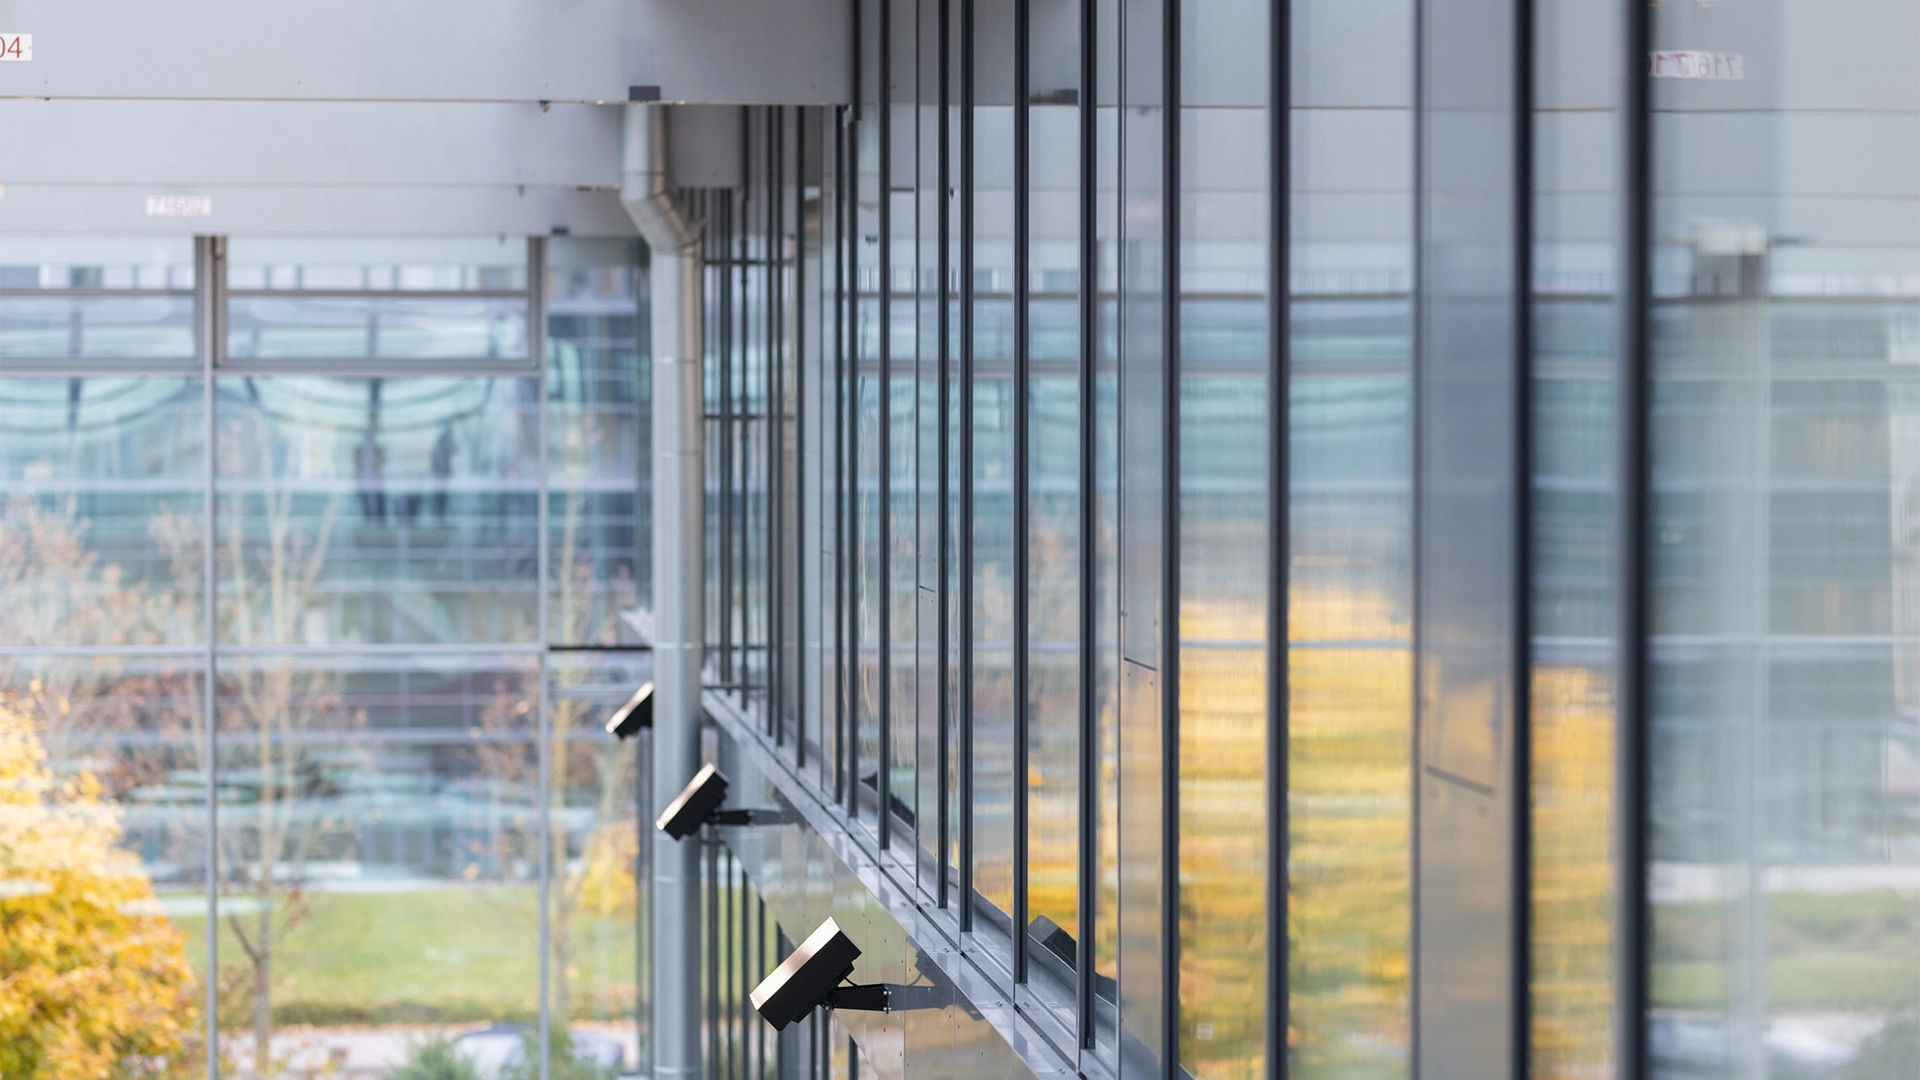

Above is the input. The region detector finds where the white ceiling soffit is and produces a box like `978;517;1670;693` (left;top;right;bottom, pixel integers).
0;98;637;236
0;0;849;105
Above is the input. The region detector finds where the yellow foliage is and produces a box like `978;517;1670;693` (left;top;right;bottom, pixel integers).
0;699;200;1080
574;823;639;920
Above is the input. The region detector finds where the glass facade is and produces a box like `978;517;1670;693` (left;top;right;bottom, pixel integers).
10;0;1920;1075
695;1;1920;1079
0;236;649;1076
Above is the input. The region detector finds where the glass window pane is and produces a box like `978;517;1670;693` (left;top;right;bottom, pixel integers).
0;236;196;290
1288;0;1415;1067
0;656;209;1076
215;376;540;647
971;0;1019;928
0;376;206;646
548;652;649;1065
547;249;648;648
226;296;530;363
1027;0;1084;986
0;295;197;361
213;651;542;1067
1177;0;1271;1069
226;238;529;292
1528;0;1620;1070
1648;2;1920;1077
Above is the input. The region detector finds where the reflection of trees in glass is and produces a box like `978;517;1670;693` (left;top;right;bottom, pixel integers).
214;405;348;1074
1530;664;1613;1080
548;406;640;1026
0;698;199;1078
1287;587;1412;1080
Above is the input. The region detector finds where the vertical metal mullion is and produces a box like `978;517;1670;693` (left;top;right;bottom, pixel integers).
797;108;810;769
835;107;851;806
935;0;954;912
708;830;722;1080
958;0;977;934
1161;0;1183;1067
531;234;553;1080
1075;0;1099;1041
1511;0;1536;1072
1266;0;1292;1071
757;897;769;1080
198;233;223;1080
845;101;862;820
722;199;738;687
1012;0;1033;987
740;861;753;1080
739;174;753;698
879;0;895;851
1616;0;1653;1070
769;106;783;725
725;848;737;1080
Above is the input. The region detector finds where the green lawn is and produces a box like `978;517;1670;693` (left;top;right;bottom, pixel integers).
1651;888;1920;1012
164;888;641;1026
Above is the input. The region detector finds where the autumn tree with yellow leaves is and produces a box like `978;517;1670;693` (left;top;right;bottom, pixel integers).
0;698;201;1080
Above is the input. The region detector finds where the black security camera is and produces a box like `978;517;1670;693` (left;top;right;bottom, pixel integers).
654;763;790;841
748;918;942;1031
603;682;654;740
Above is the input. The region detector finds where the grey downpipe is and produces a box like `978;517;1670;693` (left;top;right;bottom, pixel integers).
621;102;704;1080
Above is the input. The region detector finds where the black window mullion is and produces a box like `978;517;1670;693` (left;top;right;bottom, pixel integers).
797;108;810;771
721;198;737;688
936;0;955;913
1161;0;1182;1068
1616;0;1653;1069
1012;0;1032;988
1076;0;1099;1043
879;0;895;852
845;100;863;821
1266;0;1292;1071
837;105;853;810
958;0;977;935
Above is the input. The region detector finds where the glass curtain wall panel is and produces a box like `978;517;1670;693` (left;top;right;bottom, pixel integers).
0;656;210;1075
1286;0;1415;1072
1027;0;1085;996
1410;0;1526;1061
916;0;945;891
943;0;967;898
546;240;648;648
889;0;924;848
821;107;847;797
856;0;888;830
1528;0;1621;1072
1091;0;1124;1042
225;238;530;366
1647;0;1920;1076
0;237;197;363
213;376;541;647
1176;0;1272;1065
803;105;832;775
212;651;543;1065
0;375;207;645
781;106;808;755
1115;0;1169;1062
972;0;1020;924
546;654;650;1050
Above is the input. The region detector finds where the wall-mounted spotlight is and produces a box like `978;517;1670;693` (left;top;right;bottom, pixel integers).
654;763;790;840
603;682;654;740
749;918;943;1031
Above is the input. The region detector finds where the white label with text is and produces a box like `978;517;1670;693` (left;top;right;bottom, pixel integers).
0;34;31;61
1650;50;1744;79
146;195;213;218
